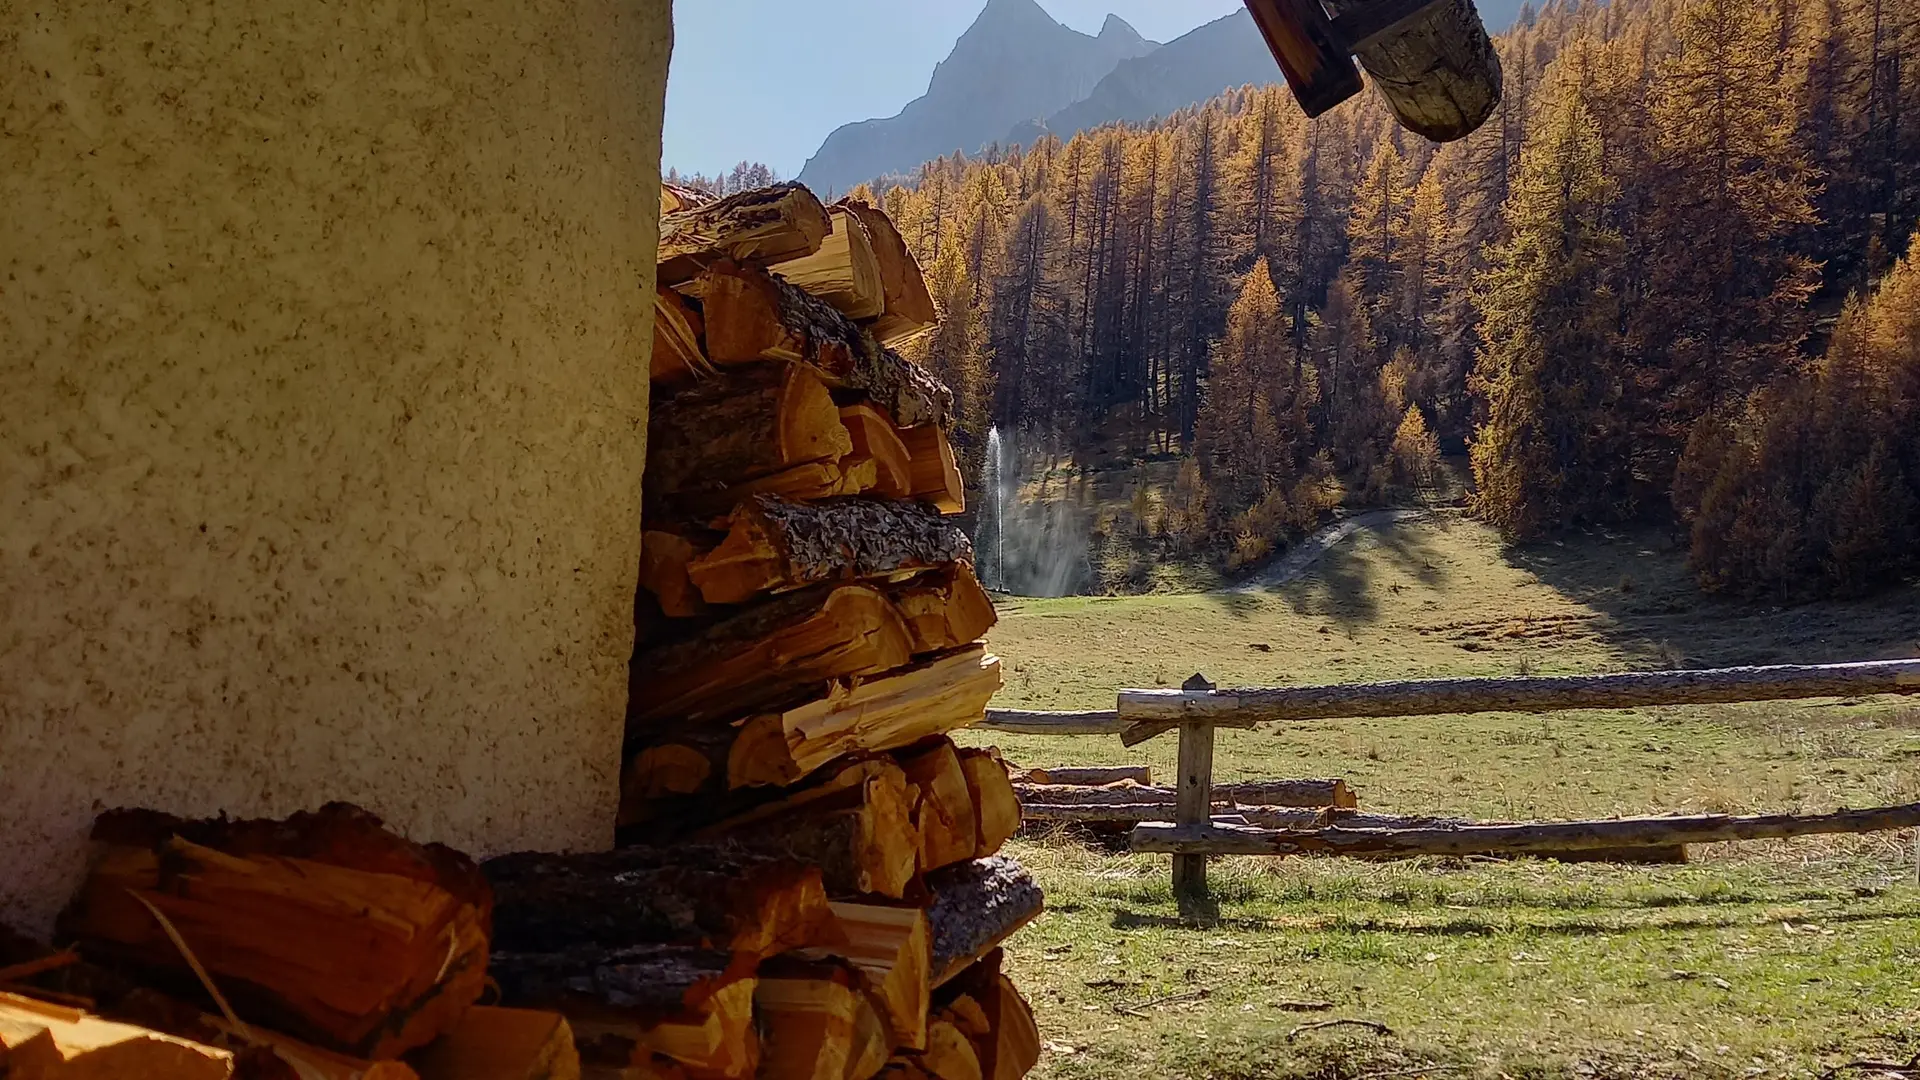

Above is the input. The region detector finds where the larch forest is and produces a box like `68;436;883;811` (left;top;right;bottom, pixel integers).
689;0;1920;599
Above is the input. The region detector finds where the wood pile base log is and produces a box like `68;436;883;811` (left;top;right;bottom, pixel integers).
931;953;1038;1080
409;1006;582;1080
686;497;973;606
693;761;922;899
1130;801;1920;858
57;803;490;1060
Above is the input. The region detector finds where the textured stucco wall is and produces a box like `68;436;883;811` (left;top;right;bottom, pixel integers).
0;1;670;933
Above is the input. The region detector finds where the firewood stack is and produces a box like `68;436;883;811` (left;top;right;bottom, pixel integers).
472;180;1042;1080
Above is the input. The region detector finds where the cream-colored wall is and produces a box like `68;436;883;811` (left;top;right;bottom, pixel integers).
0;1;670;933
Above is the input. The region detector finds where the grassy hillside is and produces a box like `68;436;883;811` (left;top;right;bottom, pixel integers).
960;511;1920;1078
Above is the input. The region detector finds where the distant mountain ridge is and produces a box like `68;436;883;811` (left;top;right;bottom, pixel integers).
795;0;1156;195
800;0;1532;195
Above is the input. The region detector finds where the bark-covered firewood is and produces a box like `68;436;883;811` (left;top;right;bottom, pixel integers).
658;182;831;285
645;364;852;502
490;943;739;1015
923;858;1044;986
1326;0;1501;142
483;845;833;960
688;496;972;606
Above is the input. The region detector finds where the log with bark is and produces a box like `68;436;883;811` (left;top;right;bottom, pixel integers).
898;740;980;873
692;760;922;899
686;497;973;606
696;263;950;430
769;207;887;320
658;183;831;287
57;803;490;1060
652;287;714;386
895;426;965;515
922;860;1043;988
483;846;832;961
753;957;889;1080
1014;778;1357;811
956;750;1020;860
1116;657;1920;745
1325;0;1502;143
673;460;880;521
491;947;758;1080
838;201;937;347
645;364;852;503
794;904;930;1054
839;405;914;500
1130;801;1920;857
978;710;1124;736
628;584;914;727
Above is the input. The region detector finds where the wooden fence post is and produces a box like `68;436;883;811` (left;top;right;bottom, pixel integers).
1170;673;1217;900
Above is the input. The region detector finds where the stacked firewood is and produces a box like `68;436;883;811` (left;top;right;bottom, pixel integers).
477;181;1042;1080
6;803;571;1080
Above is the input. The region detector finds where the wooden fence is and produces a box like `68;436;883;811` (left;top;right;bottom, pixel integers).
980;658;1920;897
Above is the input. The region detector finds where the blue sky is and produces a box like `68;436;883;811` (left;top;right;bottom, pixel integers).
663;0;1246;180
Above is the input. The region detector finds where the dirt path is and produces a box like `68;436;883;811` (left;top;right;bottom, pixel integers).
1229;508;1429;592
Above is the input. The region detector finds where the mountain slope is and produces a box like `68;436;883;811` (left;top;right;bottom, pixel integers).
796;0;1155;195
1007;9;1273;145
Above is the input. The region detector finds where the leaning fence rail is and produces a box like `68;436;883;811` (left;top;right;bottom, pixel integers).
980;658;1920;898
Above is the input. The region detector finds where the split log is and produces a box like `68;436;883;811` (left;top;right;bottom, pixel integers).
639;530;714;619
660;182;712;217
410;1007;580;1080
1019;765;1150;786
652;287;713;386
58;803;490;1059
956;751;1020;859
895;426;965;515
974;975;1038;1080
687;497;972;607
795;904;930;1054
839;405;914;500
889;567;996;655
923;859;1043;988
492;948;757;1080
978;710;1123;736
771;207;886;320
734;648;1004;789
908;1021;980;1080
697;263;950;430
695;761;921;899
1130;801;1920;857
658;183;831;286
838;201;936;347
673;460;877;521
628;584;913;727
1326;0;1502;143
646;365;851;502
0;992;233;1080
483;847;832;960
898;741;979;873
624;649;1000;808
754;958;888;1080
1013;778;1356;811
1117;657;1920;746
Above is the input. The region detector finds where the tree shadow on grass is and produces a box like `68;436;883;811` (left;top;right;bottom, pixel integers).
1503;523;1920;670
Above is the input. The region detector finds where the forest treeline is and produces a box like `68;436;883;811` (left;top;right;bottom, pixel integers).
832;0;1920;596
